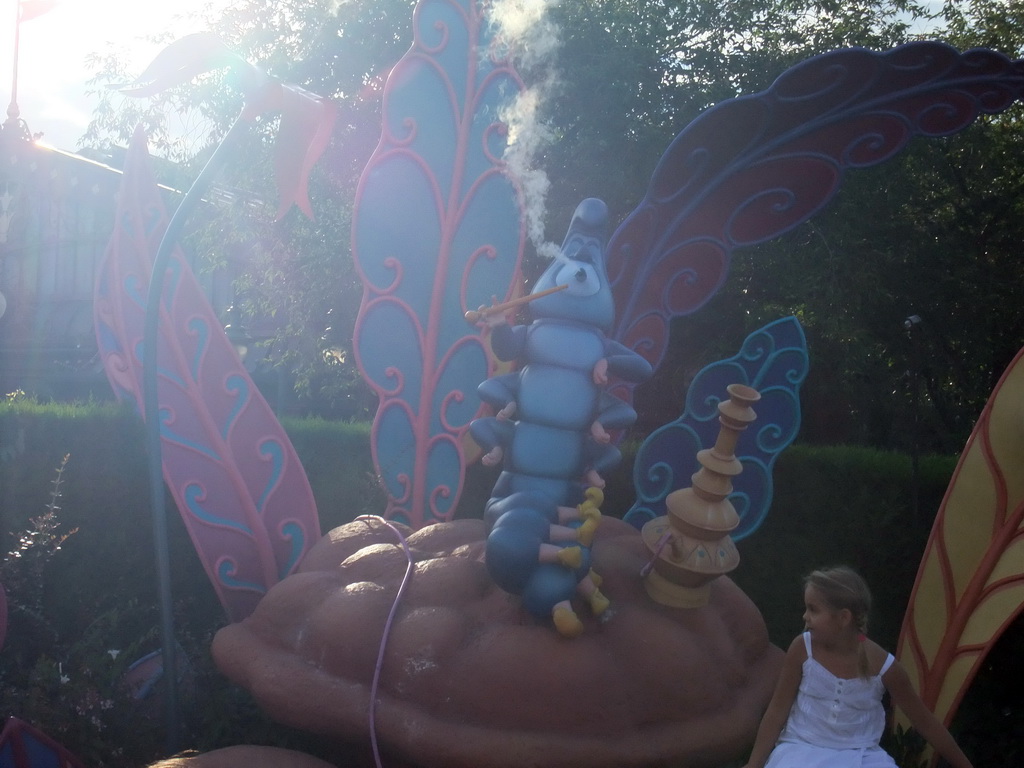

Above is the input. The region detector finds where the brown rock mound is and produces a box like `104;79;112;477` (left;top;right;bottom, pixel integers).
212;516;782;768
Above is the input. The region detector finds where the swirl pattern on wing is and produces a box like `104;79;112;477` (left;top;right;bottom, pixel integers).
352;0;526;527
93;128;320;622
624;317;808;539
608;42;1024;395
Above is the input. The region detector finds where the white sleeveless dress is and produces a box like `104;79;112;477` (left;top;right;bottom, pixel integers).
764;632;897;768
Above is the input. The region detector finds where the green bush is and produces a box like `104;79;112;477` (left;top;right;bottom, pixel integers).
1;401;1015;767
0;401;380;766
733;444;956;651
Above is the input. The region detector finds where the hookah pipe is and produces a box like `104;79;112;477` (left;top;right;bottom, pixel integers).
464;283;568;324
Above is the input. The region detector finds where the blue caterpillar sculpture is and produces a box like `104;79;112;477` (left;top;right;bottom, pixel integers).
469;198;652;636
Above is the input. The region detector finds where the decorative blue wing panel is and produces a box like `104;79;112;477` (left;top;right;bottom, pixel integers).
624;316;808;539
352;0;526;527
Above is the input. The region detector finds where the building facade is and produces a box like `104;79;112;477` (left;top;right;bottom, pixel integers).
0;121;247;403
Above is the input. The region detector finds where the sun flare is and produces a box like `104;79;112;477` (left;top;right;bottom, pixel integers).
2;0;225;148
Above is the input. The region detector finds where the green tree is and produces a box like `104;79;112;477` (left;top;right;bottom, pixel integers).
535;0;929;233
80;0;1024;441
566;0;1024;452
82;0;419;417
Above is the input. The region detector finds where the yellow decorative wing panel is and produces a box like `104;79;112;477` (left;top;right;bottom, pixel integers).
895;346;1024;734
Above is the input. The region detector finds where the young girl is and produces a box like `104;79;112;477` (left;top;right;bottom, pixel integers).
742;566;975;768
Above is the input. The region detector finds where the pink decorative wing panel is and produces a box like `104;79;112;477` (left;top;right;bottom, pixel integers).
93;128;320;621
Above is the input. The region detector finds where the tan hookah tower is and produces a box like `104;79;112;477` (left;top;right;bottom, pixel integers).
641;383;761;608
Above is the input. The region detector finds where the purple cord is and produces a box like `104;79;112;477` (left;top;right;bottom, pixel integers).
640;529;674;577
355;515;415;768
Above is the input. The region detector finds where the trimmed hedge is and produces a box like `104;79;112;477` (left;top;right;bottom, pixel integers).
0;402;384;624
0;402;959;658
733;444;956;651
1;403;1018;767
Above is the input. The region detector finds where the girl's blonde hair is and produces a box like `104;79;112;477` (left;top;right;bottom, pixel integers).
805;565;872;677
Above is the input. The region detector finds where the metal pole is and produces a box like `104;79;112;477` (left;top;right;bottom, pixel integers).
142;116;247;754
6;0;22;124
903;314;923;524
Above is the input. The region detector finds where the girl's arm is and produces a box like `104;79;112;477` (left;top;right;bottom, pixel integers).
742;635;805;768
882;660;975;768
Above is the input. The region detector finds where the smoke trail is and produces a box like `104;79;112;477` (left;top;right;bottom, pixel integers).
489;0;562;261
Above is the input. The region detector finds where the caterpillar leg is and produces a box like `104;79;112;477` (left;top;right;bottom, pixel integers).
577;572;609;616
553;601;584;638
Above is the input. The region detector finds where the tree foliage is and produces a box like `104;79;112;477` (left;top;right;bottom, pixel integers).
80;0;1024;446
82;0;418;417
699;0;1024;452
535;0;930;230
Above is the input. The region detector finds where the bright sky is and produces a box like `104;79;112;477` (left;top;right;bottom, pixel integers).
1;0;227;151
2;0;949;154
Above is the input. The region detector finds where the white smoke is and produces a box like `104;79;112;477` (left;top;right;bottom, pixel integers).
489;0;562;71
489;0;562;261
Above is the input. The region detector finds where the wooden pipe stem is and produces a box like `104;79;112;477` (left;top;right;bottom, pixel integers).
465;283;568;323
